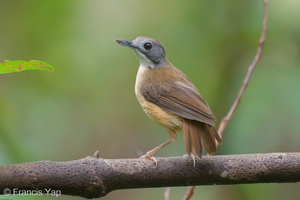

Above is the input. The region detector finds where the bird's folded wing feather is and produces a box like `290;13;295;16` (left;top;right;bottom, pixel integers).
141;79;216;126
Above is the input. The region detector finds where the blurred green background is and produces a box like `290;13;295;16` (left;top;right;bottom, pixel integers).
0;0;299;199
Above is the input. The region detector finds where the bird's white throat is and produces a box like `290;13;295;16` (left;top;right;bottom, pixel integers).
133;50;155;69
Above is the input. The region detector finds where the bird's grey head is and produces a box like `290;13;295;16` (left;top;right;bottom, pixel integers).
116;36;167;68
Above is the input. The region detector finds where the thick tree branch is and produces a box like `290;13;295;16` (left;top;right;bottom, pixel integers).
1;152;300;198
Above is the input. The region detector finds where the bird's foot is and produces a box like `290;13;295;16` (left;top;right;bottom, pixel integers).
140;153;158;167
183;154;196;167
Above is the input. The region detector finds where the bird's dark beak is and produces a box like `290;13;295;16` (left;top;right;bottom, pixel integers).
115;39;136;49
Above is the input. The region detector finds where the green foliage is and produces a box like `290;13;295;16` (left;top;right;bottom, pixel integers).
0;60;54;74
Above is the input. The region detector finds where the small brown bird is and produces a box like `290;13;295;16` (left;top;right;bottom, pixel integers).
116;36;222;164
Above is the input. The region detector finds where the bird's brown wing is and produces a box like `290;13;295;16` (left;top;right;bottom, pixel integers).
141;78;216;126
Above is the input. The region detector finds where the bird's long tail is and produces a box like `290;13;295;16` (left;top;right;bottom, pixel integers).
183;119;222;157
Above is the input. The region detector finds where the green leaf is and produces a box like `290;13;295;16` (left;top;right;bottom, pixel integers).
0;60;54;74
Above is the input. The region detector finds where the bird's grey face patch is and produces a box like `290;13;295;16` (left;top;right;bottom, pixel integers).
131;37;166;66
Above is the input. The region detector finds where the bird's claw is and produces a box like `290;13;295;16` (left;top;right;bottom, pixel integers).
140;154;158;167
183;154;196;167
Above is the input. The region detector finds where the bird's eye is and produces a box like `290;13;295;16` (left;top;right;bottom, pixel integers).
144;42;152;50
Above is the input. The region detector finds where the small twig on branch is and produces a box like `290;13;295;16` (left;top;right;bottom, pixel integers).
164;187;171;200
183;0;269;199
217;0;268;138
182;186;194;200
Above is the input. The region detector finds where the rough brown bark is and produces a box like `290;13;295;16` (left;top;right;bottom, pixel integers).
0;152;299;199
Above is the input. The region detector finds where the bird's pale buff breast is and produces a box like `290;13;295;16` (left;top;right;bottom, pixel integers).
135;65;183;132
